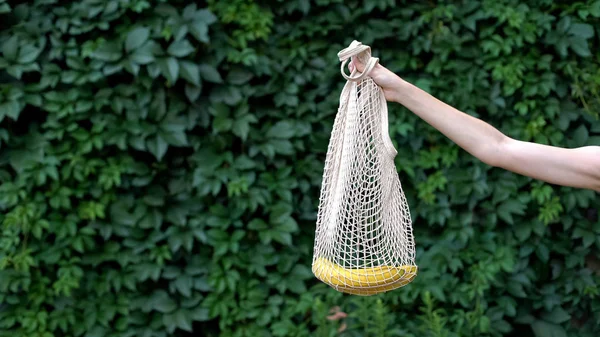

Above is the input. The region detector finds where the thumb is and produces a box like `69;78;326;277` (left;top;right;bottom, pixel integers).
350;56;366;73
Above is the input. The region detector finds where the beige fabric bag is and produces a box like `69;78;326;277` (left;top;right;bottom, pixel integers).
312;41;417;296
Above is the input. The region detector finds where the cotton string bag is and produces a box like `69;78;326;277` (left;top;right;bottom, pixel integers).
312;40;417;296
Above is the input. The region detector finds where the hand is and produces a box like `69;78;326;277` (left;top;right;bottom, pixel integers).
348;57;405;102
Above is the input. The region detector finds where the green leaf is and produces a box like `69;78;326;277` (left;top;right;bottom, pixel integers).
197;9;217;25
185;83;201;102
84;326;106;337
174;275;193;297
569;23;594;39
129;41;156;64
2;35;18;61
167;39;195;58
0;3;11;14
557;16;571;33
213;116;233;132
17;44;42;64
536;244;549;262
514;225;532;242
227;68;253;85
158;57;179;83
232;114;257;141
189;21;209;43
152;291;177;313
266;121;295;139
248;219;268;230
191;306;209;321
591;1;600;17
199;64;222;83
272;231;292;246
497;200;526;225
125;27;151;53
541;307;571;324
569;37;591;57
210;86;242;105
531;320;567;337
92;41;122;62
161;123;188;146
572;125;588;145
173;309;193;331
147;135;168;161
139;211;163;229
0;101;21;121
179;60;200;86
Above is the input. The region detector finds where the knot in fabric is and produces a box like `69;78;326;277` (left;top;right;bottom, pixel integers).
337;40;379;82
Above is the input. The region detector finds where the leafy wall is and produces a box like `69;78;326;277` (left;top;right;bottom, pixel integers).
0;1;599;337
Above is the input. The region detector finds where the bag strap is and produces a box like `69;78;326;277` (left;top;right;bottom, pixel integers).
338;40;379;82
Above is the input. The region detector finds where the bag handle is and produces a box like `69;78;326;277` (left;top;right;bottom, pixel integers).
338;40;379;82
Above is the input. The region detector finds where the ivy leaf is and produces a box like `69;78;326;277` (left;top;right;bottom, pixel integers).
569;37;591;57
92;41;122;62
158;57;179;84
266;121;295;139
173;309;193;332
591;1;600;17
0;101;21;121
232;114;258;141
147;134;168;161
197;9;217;25
568;23;594;39
189;21;209;43
212;116;233;133
557;16;571;33
174;275;193;297
191;306;209;321
160;122;188;146
210;86;241;105
130;41;157;64
0;3;11;14
179;60;200;86
199;64;222;83
541;307;571;324
17;44;42;64
227;68;253;84
572;124;589;145
536;244;549;263
2;35;18;61
531;320;567;337
185;83;201;102
497;200;526;225
152;290;177;313
125;27;150;53
167;39;195;58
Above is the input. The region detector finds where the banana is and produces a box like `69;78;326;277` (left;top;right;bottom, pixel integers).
312;257;417;291
335;272;417;296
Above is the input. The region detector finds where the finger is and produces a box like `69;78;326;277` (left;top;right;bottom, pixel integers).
350;56;363;72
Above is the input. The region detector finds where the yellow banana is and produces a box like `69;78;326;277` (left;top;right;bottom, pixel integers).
312;257;417;291
335;272;417;296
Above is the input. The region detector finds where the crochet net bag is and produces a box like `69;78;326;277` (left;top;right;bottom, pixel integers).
312;41;417;296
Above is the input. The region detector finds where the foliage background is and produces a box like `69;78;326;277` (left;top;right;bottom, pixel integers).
1;0;599;337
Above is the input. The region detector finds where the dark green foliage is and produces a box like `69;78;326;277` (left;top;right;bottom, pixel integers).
0;0;599;336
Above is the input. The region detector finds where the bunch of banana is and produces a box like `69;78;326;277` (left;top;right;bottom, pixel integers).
312;257;417;296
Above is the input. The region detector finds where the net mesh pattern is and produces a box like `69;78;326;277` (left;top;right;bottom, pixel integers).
312;41;417;296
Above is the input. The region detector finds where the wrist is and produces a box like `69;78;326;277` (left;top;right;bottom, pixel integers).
390;77;411;104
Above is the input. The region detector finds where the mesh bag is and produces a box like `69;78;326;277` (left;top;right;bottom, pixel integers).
312;41;417;296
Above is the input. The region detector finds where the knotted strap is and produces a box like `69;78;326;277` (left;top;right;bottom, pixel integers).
337;40;379;82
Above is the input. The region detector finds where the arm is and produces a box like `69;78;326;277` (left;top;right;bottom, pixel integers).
390;77;600;192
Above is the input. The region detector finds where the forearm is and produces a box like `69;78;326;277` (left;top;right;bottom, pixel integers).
391;78;506;166
389;77;600;191
501;141;600;191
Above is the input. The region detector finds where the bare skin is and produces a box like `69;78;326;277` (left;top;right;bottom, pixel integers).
349;59;600;192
